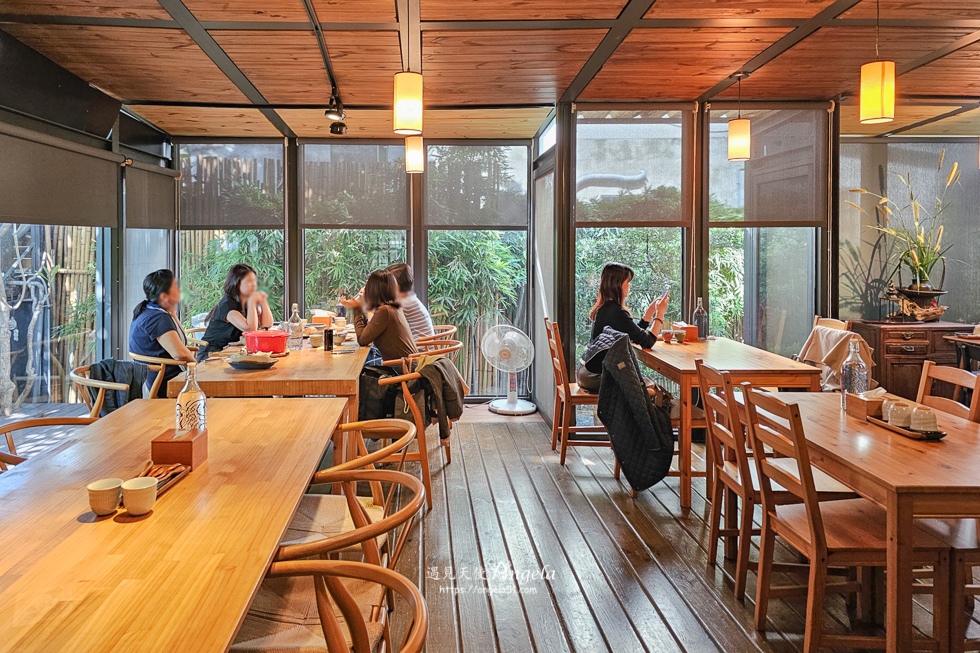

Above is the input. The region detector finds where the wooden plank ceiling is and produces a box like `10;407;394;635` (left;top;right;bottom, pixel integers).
1;0;979;137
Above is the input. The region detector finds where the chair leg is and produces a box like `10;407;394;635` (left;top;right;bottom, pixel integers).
442;437;452;465
417;424;434;511
734;496;754;602
551;394;562;451
933;551;950;653
707;474;724;568
951;556;968;653
755;517;776;631
613;457;621;479
559;399;573;466
803;556;828;653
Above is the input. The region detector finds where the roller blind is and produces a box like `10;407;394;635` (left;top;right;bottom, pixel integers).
179;143;284;230
708;108;828;226
125;163;177;230
301;144;408;228
575;110;690;226
424;144;529;229
0;123;121;227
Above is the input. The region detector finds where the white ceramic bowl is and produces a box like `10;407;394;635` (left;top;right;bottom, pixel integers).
87;478;123;516
911;406;939;432
122;477;158;516
889;403;913;428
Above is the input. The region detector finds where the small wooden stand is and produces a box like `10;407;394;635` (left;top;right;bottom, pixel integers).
152;429;208;470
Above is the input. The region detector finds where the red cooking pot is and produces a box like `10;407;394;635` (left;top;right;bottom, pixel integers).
244;329;289;354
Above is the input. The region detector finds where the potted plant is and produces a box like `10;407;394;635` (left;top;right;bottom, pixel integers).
847;150;958;309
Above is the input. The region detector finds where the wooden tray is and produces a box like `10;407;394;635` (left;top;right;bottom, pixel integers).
867;416;946;441
141;463;191;496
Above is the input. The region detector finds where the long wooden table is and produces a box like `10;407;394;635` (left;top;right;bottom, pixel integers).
0;397;346;652
169;342;369;424
771;392;980;653
634;337;820;509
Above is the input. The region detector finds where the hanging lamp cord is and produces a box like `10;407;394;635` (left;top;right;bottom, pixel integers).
737;76;741;119
875;0;880;61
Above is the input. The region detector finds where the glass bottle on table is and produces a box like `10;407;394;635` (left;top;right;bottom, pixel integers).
175;362;207;435
287;302;303;350
840;338;868;410
692;297;708;340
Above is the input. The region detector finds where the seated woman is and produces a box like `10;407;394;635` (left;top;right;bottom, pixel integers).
576;262;669;392
129;269;197;397
385;262;434;340
197;263;274;361
341;269;418;362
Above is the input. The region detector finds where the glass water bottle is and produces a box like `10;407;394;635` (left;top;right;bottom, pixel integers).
175;362;207;434
841;339;868;410
692;297;709;340
287;303;303;350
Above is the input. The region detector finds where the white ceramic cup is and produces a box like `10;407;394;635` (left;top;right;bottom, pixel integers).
87;478;123;516
309;333;324;348
122;477;158;516
334;317;347;329
889;403;912;428
911;406;939;432
882;398;899;421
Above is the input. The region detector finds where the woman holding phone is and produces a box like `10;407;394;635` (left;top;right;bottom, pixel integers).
577;262;669;392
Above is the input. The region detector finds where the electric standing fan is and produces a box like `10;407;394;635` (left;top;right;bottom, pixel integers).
481;324;536;415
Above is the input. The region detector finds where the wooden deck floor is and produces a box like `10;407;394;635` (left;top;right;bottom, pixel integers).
394;417;956;653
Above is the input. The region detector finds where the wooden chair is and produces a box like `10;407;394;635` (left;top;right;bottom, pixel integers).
917;360;980;423
417;324;457;344
916;518;980;653
293;419;417;552
237;559;427;653
743;386;950;652
0;416;98;471
377;340;463;510
129;352;189;398
696;360;856;601
233;469;426;653
69;365;130;418
812;316;852;331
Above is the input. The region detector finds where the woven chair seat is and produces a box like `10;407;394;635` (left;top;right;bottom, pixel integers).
281;494;387;552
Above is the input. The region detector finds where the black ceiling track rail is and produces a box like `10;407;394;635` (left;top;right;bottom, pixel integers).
154;0;295;138
559;0;659;103
300;0;342;105
697;0;863;102
875;102;980;137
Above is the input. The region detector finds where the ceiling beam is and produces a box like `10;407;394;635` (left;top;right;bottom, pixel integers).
897;29;980;76
559;0;659;103
155;0;294;137
874;102;980;137
123;100;554;111
421;19;616;30
0;13;397;30
832;18;980;28
697;0;863;102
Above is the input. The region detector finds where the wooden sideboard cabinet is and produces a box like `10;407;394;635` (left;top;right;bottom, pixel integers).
850;320;976;400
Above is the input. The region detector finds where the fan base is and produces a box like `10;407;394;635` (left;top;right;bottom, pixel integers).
489;398;538;416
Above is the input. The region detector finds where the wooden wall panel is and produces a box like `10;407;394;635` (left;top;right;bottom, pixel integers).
580;28;791;101
183;0;397;23
422;29;606;104
127;106;281;136
717;26;975;100
646;0;835;19
902;107;980;136
0;24;248;102
840;1;980;20
901;41;980;98
282;107;551;138
839;103;959;135
0;0;169;19
420;0;626;21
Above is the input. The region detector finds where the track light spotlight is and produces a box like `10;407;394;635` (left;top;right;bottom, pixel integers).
324;96;345;122
329;121;348;135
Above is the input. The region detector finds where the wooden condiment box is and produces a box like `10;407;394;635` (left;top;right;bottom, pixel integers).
844;394;885;421
151;429;208;470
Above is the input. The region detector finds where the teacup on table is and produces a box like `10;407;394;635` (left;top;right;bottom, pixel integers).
333;329;347;348
888;403;912;428
911;406;939;432
122;477;157;516
673;329;687;344
87;478;123;516
661;330;673;343
309;332;324;348
334;317;347;329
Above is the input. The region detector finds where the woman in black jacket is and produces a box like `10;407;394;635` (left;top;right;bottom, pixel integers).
577;262;669;391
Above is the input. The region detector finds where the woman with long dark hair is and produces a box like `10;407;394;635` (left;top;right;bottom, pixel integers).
577;262;669;391
129;269;196;397
340;269;417;361
198;263;274;361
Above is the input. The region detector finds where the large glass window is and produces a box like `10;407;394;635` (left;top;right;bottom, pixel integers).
574;110;688;356
0;224;103;406
178;143;285;326
302;144;408;311
839;140;980;325
707;108;827;356
425;144;530;396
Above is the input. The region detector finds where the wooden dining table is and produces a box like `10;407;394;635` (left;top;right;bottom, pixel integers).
634;337;821;509
0;396;346;653
168;341;369;425
770;392;980;653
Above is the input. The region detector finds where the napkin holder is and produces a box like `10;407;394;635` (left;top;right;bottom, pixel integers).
151;429;208;470
845;394;884;421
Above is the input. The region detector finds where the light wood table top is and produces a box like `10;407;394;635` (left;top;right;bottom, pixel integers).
635;336;819;378
168;342;370;398
0;397;346;653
